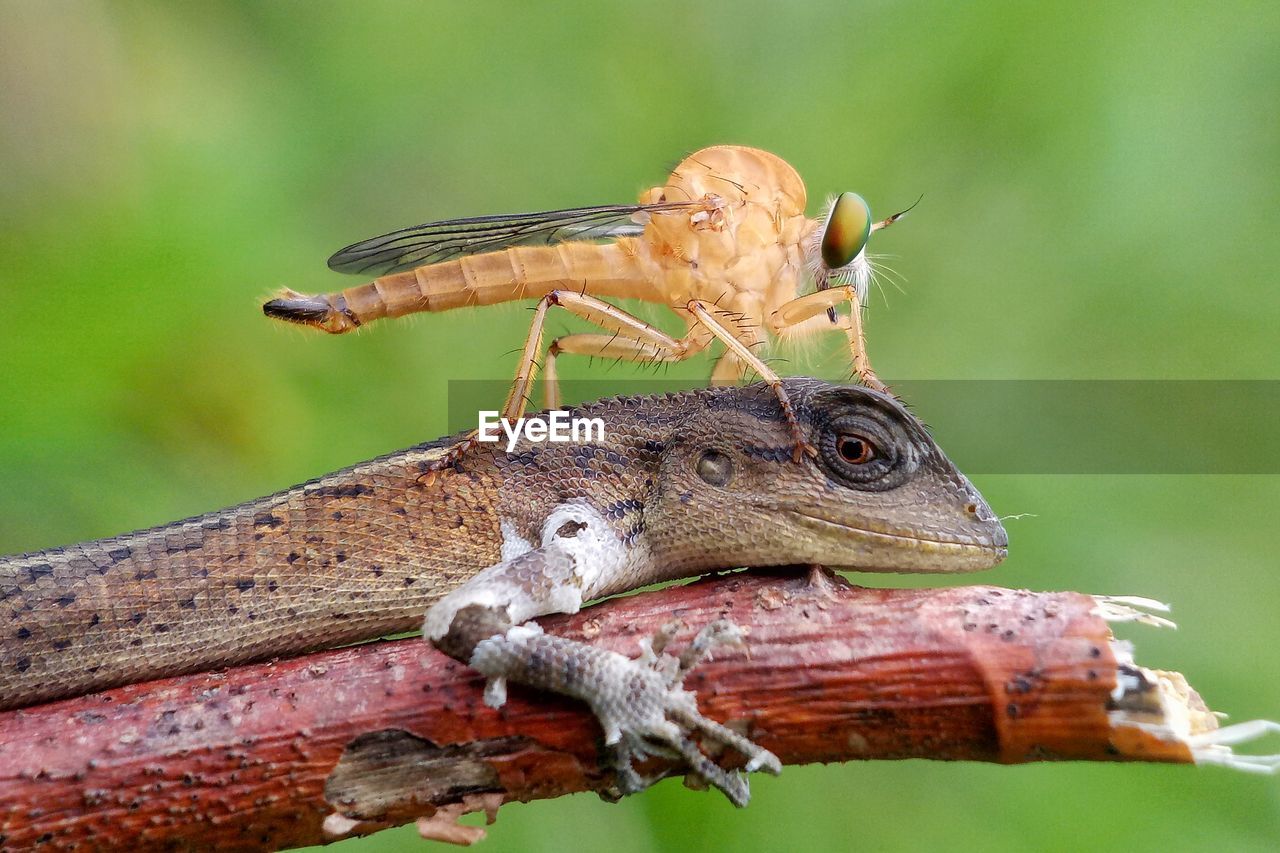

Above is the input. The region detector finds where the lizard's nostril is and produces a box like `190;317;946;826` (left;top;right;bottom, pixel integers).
965;503;978;516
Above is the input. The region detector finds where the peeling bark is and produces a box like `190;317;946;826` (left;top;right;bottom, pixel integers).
0;569;1265;850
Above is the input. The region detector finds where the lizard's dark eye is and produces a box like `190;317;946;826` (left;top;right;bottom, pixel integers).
836;434;876;465
818;413;907;490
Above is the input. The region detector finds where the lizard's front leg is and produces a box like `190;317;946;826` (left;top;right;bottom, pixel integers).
421;503;780;805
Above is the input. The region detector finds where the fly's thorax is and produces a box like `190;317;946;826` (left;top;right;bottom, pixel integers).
645;379;1008;574
637;146;809;298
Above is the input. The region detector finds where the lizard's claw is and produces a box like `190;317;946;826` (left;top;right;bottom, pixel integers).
467;617;779;806
595;619;781;807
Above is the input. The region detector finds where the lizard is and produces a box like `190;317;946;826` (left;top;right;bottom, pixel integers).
0;378;1007;804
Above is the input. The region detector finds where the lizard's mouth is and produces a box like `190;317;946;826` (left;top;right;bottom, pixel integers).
782;509;1007;573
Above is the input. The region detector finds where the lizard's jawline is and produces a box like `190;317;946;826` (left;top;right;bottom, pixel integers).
782;510;1006;571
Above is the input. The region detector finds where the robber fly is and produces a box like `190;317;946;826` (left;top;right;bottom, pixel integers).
264;145;908;460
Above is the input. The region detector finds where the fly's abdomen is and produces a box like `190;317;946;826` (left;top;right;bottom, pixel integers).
263;241;653;333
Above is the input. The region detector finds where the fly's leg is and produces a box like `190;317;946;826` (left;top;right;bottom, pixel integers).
769;286;886;392
685;300;817;462
543;329;712;409
498;290;713;418
423;292;709;477
419;295;554;479
537;292;703;408
707;303;767;387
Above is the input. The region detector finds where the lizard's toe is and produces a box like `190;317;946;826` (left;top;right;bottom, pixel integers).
592;620;779;806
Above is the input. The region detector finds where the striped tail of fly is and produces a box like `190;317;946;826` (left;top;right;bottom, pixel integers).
263;241;653;335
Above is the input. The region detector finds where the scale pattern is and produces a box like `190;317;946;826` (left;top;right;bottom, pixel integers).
1;380;1006;710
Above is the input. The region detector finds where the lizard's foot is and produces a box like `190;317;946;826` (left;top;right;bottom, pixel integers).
597;619;782;806
467;617;780;806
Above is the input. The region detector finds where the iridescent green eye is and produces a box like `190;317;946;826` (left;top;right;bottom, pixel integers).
821;192;872;269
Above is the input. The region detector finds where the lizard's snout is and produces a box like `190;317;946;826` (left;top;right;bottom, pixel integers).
963;479;998;522
936;477;1008;570
964;480;1007;544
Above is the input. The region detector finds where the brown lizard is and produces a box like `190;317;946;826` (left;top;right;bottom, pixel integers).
0;378;1006;804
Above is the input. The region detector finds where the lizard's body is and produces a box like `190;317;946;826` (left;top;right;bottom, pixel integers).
0;433;477;710
1;379;1006;802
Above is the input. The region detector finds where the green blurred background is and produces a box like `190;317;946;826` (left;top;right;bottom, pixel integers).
2;1;1277;850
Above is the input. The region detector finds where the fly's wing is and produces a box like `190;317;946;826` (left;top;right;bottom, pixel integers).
327;201;698;276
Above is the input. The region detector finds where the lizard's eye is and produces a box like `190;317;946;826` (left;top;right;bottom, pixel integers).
836;433;876;465
819;413;905;489
820;192;872;269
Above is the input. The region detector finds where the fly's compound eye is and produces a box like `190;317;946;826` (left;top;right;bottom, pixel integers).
836;433;876;465
820;191;872;269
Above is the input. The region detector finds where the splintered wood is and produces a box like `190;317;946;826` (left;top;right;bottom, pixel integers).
0;570;1274;851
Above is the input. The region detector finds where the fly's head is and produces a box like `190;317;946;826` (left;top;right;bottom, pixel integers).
806;193;915;313
649;379;1007;574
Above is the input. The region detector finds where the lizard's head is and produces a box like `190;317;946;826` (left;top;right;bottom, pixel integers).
651;379;1007;573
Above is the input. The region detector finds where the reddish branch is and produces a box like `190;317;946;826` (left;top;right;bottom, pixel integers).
0;569;1226;850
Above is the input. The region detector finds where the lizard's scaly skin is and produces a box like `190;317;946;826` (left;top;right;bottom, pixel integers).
0;380;1006;711
0;436;477;709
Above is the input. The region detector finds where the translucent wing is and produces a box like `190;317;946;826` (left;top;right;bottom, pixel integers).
327;201;699;276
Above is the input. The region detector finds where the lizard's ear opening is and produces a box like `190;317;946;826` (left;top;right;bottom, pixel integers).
695;449;734;487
